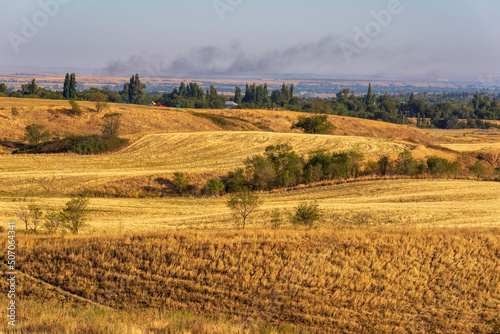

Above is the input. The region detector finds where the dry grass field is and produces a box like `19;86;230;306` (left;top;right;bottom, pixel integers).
1;97;500;333
1;179;498;233
2;227;500;333
0;131;408;198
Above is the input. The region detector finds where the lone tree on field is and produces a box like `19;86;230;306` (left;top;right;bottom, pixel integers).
291;201;321;229
60;197;90;234
292;115;335;134
227;189;262;229
91;91;109;113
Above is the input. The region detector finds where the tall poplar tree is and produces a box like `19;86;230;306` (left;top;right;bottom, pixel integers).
234;86;242;104
69;73;77;99
63;73;70;99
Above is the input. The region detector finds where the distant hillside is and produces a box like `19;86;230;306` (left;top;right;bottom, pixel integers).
0;97;443;145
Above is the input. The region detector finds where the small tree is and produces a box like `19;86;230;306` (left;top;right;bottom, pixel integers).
227;189;262;229
470;160;487;178
292;115;335;134
60;197;89;234
378;156;391;176
91;92;109;113
269;208;284;229
28;204;43;233
102;113;122;137
25;123;51;145
173;172;191;195
44;209;61;234
15;201;30;232
69;99;82;115
203;178;225;196
291;201;321;229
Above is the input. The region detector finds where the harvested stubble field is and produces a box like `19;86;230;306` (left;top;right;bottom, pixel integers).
1;97;500;333
2;227;500;333
0;179;498;233
0;131;407;197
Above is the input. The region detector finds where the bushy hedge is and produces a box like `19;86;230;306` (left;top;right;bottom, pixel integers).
217;146;465;194
14;135;128;154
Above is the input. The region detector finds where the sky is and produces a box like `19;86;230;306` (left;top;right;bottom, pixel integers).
1;0;499;81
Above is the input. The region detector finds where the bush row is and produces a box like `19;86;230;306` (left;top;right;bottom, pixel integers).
14;135;128;154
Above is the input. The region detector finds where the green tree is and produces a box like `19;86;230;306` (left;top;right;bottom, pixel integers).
291;201;321;229
21;79;38;95
25;123;51;145
101;113;122;137
128;74;146;104
68;99;82;115
365;83;375;106
44;209;61;234
203;178;226;196
0;83;8;94
60;197;89;234
63;73;70;99
227;189;262;229
69;73;77;99
91;91;109;112
378;156;391;176
234;86;242;104
173;172;191;195
292;115;335;134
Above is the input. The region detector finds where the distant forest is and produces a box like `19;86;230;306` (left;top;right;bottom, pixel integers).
1;74;499;130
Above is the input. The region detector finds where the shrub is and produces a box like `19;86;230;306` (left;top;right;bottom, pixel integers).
102;113;122;136
90;92;109;113
269;208;284;229
225;168;248;193
470;160;487;178
378;156;391;176
28;203;43;233
173;172;191;195
60;197;89;234
11;107;19;117
25;123;51;145
426;156;461;176
44;209;61;234
227;189;262;229
68;99;82;115
15;135;128;155
396;150;424;175
203;178;225;196
291;201;321;229
292;115;335;134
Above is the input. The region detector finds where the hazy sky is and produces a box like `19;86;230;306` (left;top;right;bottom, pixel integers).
1;0;499;80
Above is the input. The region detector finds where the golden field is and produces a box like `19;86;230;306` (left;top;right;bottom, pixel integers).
1;179;499;233
2;227;500;333
0;97;500;333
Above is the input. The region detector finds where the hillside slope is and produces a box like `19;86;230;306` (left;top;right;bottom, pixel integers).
0;97;443;144
0;131;407;197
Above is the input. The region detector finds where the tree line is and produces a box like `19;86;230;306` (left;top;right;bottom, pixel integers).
1;74;499;129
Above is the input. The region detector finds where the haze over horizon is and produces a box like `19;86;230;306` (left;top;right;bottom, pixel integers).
1;0;499;82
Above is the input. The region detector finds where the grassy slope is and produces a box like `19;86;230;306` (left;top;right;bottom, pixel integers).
0;97;443;143
1;180;499;233
3;228;499;333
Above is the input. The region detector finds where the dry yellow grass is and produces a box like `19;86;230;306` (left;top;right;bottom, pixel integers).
0;131;407;197
441;142;500;152
0;97;444;144
3;227;499;333
1;180;498;233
